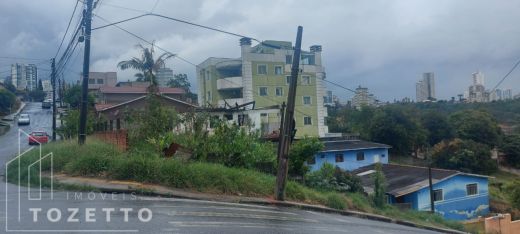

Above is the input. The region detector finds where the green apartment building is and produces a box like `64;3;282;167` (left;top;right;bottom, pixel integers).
197;38;329;137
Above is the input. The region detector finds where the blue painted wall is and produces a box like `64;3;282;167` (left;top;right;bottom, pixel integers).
391;174;489;220
308;148;389;171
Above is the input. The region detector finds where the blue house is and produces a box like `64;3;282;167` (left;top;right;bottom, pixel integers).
353;164;490;220
307;140;391;172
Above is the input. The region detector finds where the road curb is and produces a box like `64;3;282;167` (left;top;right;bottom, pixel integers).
51;175;467;234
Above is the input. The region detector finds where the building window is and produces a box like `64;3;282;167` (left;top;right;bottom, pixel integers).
433;189;443;201
286;76;291;85
238;114;248;126
304;116;312;125
307;157;316;165
259;87;268;96
356;152;365;161
224;114;233;120
88;79;95;84
302;76;311;85
286;55;292;64
466;183;478;196
97;79;104;84
257;64;267;75
303;96;311;105
274;66;283;75
260;113;268;117
276;87;283;96
335;154;344;162
206;71;210;80
381;154;386;158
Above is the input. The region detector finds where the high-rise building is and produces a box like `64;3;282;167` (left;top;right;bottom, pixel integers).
352;86;377;109
11;63;38;91
197;38;328;137
416;72;435;102
323;90;334;106
503;89;513;100
472;71;484;86
156;65;174;87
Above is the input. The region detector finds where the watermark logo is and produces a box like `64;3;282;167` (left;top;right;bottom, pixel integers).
4;129;151;232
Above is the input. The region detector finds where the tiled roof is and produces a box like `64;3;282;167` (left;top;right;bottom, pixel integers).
99;86;185;94
320;140;391;152
352;164;487;197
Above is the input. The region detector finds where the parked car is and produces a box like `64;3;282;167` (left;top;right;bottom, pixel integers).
42;99;52;109
17;114;30;125
28;131;49;145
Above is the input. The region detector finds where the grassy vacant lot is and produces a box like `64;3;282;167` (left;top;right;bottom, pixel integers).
6;139;464;231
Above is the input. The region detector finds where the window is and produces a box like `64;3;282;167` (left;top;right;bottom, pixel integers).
88;79;95;84
257;64;267;75
224;114;233;120
286;76;291;85
307;157;316;165
356;152;365;161
206;71;210;80
285;55;292;64
303;96;311;105
97;79;104;84
260;113;268;117
335;154;344;162
259;87;268;96
238;114;248;126
433;189;443;201
302;76;311;85
274;66;283;75
466;183;478;196
276;87;283;96
304;116;312;125
381;154;386;158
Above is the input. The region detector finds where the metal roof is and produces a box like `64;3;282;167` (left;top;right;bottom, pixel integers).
320;140;391;152
352;164;485;197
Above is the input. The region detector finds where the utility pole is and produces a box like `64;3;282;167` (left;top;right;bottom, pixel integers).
79;0;94;145
275;26;303;201
51;58;56;141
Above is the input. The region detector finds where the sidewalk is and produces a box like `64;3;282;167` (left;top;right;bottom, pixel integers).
1;101;26;121
51;174;467;234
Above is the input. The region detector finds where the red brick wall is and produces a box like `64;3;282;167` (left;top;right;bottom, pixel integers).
92;130;128;151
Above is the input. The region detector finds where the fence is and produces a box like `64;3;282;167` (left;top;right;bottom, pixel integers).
92;130;128;151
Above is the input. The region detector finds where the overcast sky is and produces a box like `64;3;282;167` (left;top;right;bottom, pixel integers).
1;0;519;102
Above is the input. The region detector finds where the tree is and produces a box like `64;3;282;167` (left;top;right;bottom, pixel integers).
4;82;16;93
63;85;94;109
449;110;502;147
56;110;95;139
421;111;454;146
368;107;427;154
118;44;175;88
500;134;520;168
505;180;520;209
38;79;43;91
0;89;16;114
288;137;324;176
372;163;386;208
168;74;191;92
28;89;46;102
431;139;497;174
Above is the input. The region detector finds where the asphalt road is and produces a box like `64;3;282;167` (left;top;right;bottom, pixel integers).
0;103;440;233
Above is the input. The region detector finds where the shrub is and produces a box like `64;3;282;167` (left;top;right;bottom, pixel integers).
288;137;324;176
372;163;386;208
306;163;363;193
326;193;346;210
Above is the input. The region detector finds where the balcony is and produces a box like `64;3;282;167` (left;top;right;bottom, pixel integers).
217;76;243;90
218;98;244;107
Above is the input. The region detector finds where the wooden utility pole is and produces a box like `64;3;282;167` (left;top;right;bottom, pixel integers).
51;58;56;141
275;26;303;201
79;0;93;145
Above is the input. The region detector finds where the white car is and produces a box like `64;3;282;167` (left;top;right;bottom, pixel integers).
17;114;30;125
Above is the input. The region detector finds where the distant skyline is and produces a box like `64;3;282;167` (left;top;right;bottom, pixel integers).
1;0;519;102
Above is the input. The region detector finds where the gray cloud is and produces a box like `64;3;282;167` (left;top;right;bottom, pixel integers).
1;0;519;101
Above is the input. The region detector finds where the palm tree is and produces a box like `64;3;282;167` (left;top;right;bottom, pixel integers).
118;44;175;91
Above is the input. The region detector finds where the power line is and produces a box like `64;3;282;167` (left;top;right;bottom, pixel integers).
0;56;48;61
93;14;315;118
491;58;520;91
55;0;80;58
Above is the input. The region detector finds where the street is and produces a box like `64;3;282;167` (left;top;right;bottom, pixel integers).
0;103;439;233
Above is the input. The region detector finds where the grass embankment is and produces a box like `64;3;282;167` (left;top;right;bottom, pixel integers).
6;140;464;231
